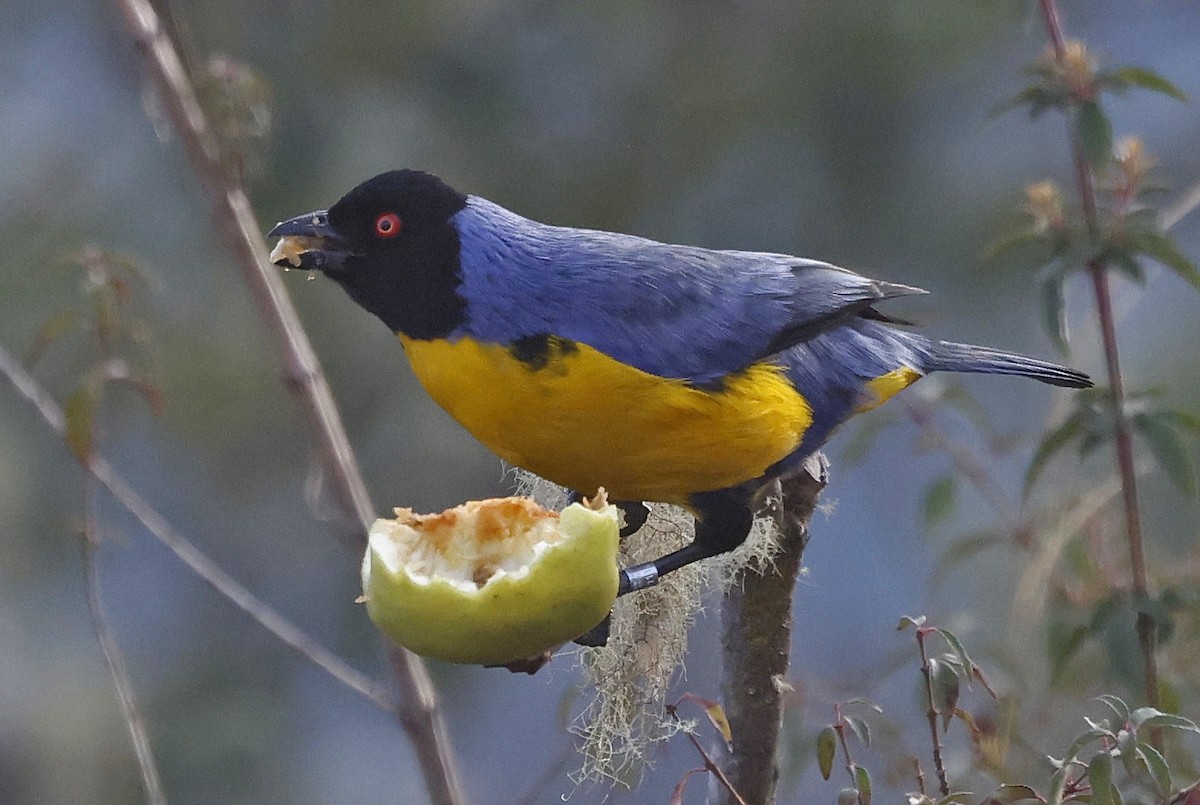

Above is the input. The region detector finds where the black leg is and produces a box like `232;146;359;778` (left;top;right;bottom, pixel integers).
574;489;753;646
617;488;754;595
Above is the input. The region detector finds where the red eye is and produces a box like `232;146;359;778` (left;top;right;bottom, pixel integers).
374;212;402;238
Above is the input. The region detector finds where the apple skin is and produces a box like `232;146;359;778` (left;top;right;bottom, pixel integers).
361;499;620;665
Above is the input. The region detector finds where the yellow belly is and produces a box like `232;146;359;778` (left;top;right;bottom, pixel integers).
399;335;814;504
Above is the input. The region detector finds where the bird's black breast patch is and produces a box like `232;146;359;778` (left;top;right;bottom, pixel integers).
509;334;579;370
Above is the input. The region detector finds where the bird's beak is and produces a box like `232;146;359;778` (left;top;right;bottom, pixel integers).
267;210;350;274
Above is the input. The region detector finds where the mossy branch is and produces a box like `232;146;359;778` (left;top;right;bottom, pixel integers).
711;454;828;805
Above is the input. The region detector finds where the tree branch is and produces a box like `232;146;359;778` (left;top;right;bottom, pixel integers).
0;343;391;712
1036;0;1159;713
109;0;465;800
711;455;828;805
915;629;950;797
83;479;168;805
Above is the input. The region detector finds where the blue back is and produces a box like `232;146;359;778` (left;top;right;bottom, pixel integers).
451;197;915;385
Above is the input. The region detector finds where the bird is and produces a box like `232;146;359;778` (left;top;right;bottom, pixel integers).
269;169;1091;602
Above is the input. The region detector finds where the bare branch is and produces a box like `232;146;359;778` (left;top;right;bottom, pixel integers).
915;629;950;797
667;704;749;805
83;479;168;805
711;455;827;805
108;0;465;799
1;343;391;711
1036;0;1160;715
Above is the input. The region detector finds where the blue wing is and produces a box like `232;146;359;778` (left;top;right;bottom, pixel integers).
451;197;924;383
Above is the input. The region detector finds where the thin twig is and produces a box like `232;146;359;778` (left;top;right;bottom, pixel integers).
0;343;391;711
109;0;464;799
112;0;372;542
666;705;749;805
913;757;927;797
1035;0;1159;713
915;629;951;797
83;478;169;805
833;708;857;788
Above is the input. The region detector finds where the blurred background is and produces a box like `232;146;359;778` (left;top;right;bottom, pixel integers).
1;1;1198;802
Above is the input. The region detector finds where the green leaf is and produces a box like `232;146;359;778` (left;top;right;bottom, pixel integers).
817;726;838;780
1107;250;1146;285
854;765;873;805
1130;708;1200;734
1106;66;1187;101
844;698;885;714
843;715;871;749
1064;728;1111;764
984;226;1049;263
994;84;1065;118
984;784;1042;803
1047;764;1069;805
1040;276;1070;354
923;475;957;529
1129;230;1200;292
1095;695;1130;723
935;794;974;805
1026;410;1087;498
1136;741;1172;797
1089;750;1114;805
64;386;96;463
935;629;976;685
1075;101;1113;170
898;615;927;631
929;658;961;729
1131;412;1196;495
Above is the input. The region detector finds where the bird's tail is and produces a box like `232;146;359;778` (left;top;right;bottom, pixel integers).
923;340;1092;388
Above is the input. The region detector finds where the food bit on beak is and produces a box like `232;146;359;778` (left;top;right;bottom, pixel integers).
269;235;327;269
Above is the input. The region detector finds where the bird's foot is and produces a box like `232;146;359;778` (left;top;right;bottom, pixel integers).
573;613;611;647
618;501;650;538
